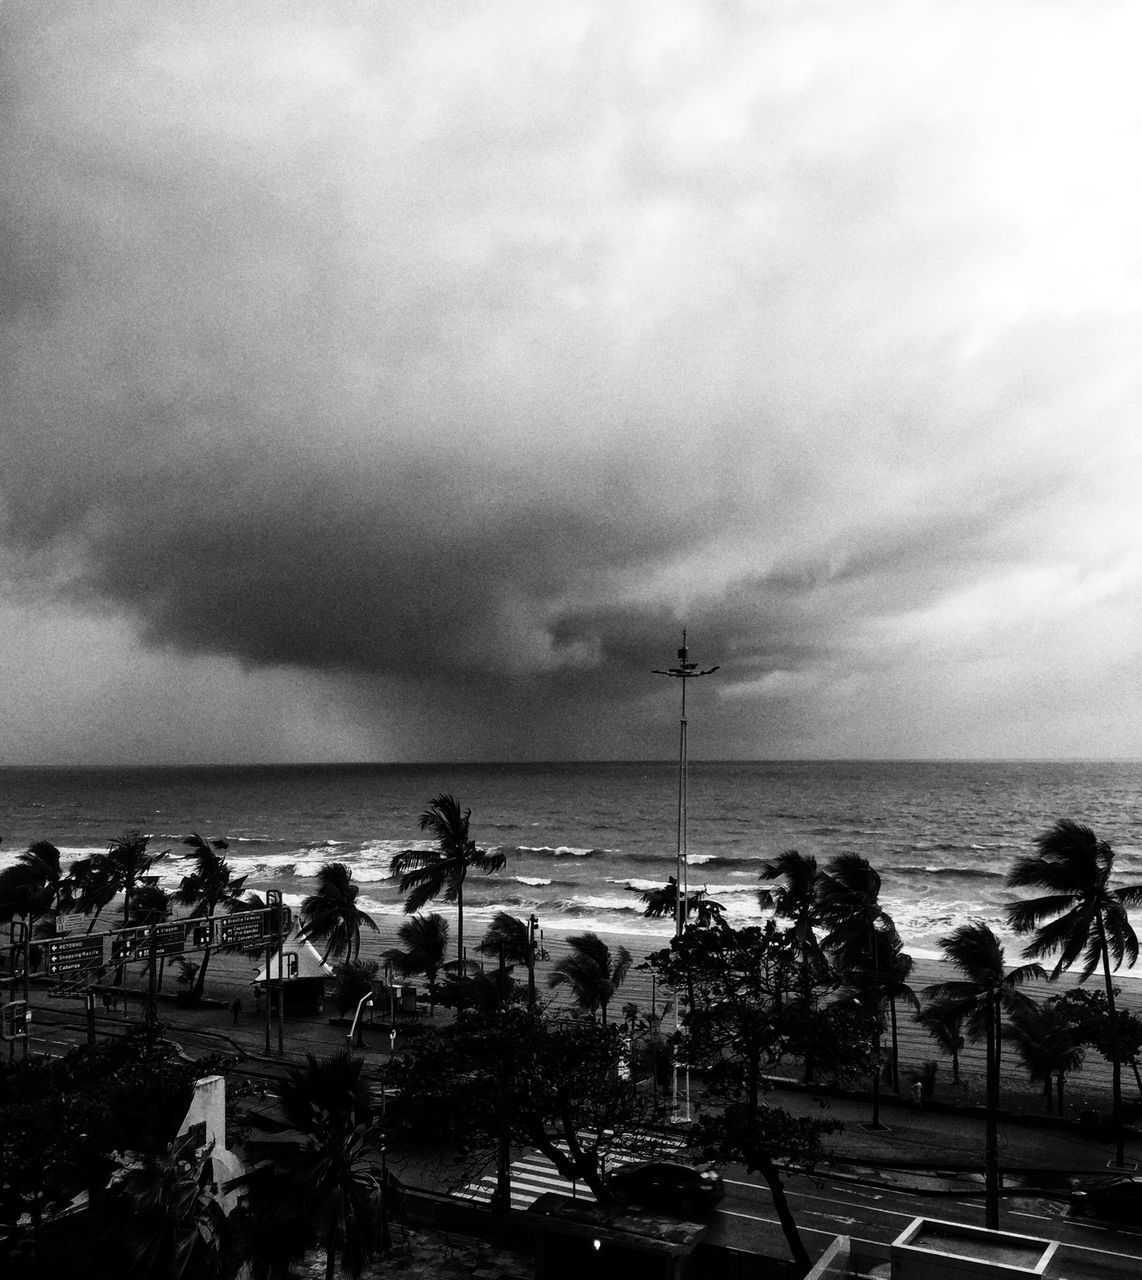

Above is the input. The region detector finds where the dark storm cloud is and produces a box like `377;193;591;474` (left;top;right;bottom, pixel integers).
3;1;1142;761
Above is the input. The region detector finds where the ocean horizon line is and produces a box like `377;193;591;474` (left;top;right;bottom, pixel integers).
3;756;1141;772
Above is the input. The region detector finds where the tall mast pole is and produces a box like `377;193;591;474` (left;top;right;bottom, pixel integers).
654;630;719;939
653;631;718;1120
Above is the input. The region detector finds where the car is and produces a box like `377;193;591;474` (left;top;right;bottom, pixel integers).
604;1159;725;1216
1069;1174;1142;1221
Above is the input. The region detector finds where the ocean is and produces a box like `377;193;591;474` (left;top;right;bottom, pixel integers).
3;760;1141;957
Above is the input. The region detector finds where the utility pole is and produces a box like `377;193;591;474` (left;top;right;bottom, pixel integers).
653;630;718;1119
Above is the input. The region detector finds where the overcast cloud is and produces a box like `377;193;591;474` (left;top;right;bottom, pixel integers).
3;0;1142;764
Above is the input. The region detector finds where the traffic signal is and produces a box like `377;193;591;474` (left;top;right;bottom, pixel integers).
190;923;213;948
285;952;298;979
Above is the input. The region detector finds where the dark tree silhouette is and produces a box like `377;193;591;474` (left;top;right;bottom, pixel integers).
300;862;378;964
174;834;248;1001
383;912;449;1015
1006;818;1142;1167
389;795;505;972
548;932;631;1025
924;922;1043;1229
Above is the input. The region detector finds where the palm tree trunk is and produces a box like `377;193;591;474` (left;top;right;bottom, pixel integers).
1099;927;1126;1167
456;874;464;975
889;995;900;1092
869;925;882;1127
984;994;1000;1230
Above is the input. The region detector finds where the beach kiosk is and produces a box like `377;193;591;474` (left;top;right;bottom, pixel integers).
252;933;334;1016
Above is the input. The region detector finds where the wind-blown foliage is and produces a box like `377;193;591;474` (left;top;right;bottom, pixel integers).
924;921;1043;1229
815;853;894;1124
389;795;505;972
639;877;725;926
1006;818;1142;1166
175;834;248;1001
382;913;449;1014
300;862;378;964
548;931;631;1025
0;841;64;925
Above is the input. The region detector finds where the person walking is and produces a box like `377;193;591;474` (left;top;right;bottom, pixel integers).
910;1078;923;1113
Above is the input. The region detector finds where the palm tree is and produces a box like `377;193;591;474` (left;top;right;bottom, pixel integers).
174;834;248;1001
382;913;449;1015
916;997;966;1085
389;795;506;971
759;850;829;1082
242;1052;385;1280
877;927;919;1093
923;921;1044;1229
300;862;378;964
476;911;531;967
60;855;118;933
548;932;631;1025
639;878;725;927
815;853;893;1125
0;840;63;930
1006;818;1142;1167
1008;1000;1085;1115
107;831;164;934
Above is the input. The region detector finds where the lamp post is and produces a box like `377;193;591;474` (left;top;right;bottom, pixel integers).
653;629;718;1119
347;991;373;1051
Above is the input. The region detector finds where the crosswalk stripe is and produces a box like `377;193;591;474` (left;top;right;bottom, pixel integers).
456;1130;690;1209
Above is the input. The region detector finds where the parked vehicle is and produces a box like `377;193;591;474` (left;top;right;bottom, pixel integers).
1070;1174;1142;1221
605;1160;725;1215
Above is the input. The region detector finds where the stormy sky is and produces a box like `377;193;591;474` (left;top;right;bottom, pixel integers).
3;1;1141;765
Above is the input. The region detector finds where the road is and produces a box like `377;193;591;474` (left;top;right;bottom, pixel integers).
707;1168;1142;1279
20;1002;1142;1277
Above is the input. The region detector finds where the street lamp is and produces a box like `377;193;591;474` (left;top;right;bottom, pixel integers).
347;991;373;1050
653;629;718;1121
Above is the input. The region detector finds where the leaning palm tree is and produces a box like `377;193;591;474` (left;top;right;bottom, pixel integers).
816;853;893;1125
389;795;506;971
476;912;531;967
0;840;63;927
548;931;632;1026
383;913;449;1015
174;834;248;1001
1006;818;1142;1167
924;921;1044;1229
300;862;378;964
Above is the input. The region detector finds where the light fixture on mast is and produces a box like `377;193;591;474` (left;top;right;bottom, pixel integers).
653;629;719;939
